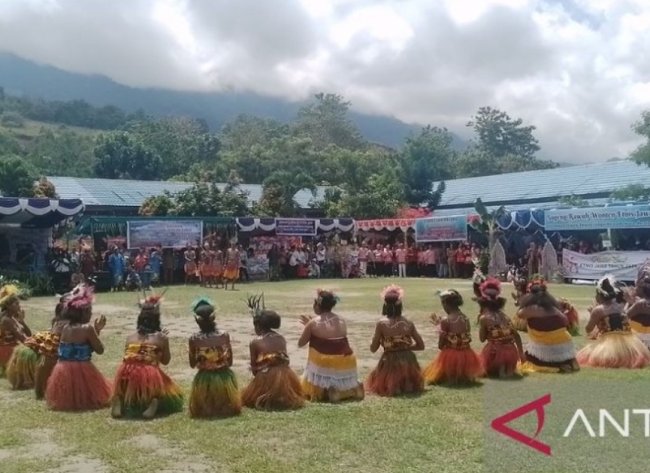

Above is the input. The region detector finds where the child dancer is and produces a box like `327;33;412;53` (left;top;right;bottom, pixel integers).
365;285;425;396
241;295;304;410
188;298;241;418
423;290;483;385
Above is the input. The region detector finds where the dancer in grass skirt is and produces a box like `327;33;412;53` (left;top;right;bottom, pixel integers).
477;278;525;378
624;267;650;349
517;278;578;374
9;294;68;392
577;276;650;369
365;285;425;396
1;284;32;384
299;289;364;403
241;294;304;410
33;296;70;399
188;297;241;417
111;292;183;419
423;290;483;385
45;284;112;411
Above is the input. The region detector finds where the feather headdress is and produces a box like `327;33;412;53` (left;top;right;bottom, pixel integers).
191;296;214;315
246;293;265;318
315;288;339;304
479;277;502;300
0;284;20;309
596;275;623;298
381;284;404;302
527;275;547;293
64;284;94;311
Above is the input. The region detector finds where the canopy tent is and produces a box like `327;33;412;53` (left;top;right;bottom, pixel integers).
76;216;236;236
0;198;84;228
236;217;355;233
495;209;545;231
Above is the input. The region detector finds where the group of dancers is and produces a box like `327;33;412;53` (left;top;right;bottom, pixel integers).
2;266;650;418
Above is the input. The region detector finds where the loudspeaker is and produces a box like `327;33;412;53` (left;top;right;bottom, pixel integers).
94;232;107;252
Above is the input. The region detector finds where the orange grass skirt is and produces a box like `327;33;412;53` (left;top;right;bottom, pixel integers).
242;365;304;410
365;350;424;397
577;332;650;369
45;361;112;411
423;348;484;385
113;362;183;417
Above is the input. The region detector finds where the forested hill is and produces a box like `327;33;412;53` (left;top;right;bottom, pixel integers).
0;53;432;149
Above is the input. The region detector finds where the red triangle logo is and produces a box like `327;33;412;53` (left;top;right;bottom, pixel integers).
491;393;552;456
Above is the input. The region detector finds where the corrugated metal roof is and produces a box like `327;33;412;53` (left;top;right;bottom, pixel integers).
48;176;326;209
435;160;650;208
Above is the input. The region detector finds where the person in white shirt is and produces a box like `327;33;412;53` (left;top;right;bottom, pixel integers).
289;247;300;278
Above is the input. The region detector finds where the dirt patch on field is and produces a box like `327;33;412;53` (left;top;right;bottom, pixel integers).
127;434;215;473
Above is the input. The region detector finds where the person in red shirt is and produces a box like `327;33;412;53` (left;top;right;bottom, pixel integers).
382;245;394;277
425;245;437;278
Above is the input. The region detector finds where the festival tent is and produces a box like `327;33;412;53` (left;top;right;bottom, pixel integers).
0;198;85;272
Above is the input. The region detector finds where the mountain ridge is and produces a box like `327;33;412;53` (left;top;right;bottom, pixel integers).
0;53;466;149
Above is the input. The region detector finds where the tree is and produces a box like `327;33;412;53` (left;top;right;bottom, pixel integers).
400;126;453;207
257;171;315;217
139;194;175;216
294;93;364;151
468;106;540;159
460;107;556;178
33;177;57;198
470;198;506;275
610;184;650;202
322;169;405;219
93;133;163;180
28;128;96;177
631;111;650;166
0;154;37;197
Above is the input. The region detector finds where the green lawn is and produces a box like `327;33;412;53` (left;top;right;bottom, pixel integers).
0;278;622;472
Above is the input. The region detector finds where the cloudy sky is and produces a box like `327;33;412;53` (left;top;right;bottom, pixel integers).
1;0;649;163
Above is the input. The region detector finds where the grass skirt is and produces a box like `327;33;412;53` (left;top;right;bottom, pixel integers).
577;332;650;369
0;343;17;377
45;361;112;411
113;363;183;417
481;342;520;378
423;348;483;385
190;369;241;418
6;344;39;389
35;356;57;400
301;348;362;402
365;350;424;396
242;365;304;410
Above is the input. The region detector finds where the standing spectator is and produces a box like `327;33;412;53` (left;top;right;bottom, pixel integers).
349;243;360;278
437;245;448;278
289;246;300;279
316;243;327;274
406;244;418;277
373;244;384;278
79;248;95;280
162;249;175;284
382;245;394;277
149;248;162;285
108;247;125;291
447;245;457;279
395;243;407;278
358;243;369;277
239;245;250;282
425;245;437;278
526;242;541;276
267;244;281;281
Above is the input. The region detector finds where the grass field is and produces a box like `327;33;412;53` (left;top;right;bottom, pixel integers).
0;278;630;473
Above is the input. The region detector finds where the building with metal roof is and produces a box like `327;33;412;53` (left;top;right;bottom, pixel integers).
47;176;327;215
432;159;649;216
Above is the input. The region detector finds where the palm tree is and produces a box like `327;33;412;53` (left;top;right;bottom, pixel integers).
470;198;507;275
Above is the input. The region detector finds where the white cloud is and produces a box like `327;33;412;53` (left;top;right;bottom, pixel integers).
0;0;649;163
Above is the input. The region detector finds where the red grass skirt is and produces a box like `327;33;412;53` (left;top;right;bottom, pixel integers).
190;368;241;418
481;342;520;378
45;361;112;411
423;348;484;385
6;344;39;390
0;343;17;377
113;362;183;417
365;350;424;397
241;365;304;411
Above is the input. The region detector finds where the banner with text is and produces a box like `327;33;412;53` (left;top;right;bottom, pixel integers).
127;220;203;249
562;249;650;281
545;205;650;231
415;215;468;242
275;218;317;236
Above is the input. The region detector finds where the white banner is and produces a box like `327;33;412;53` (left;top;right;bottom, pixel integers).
562;249;650;281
